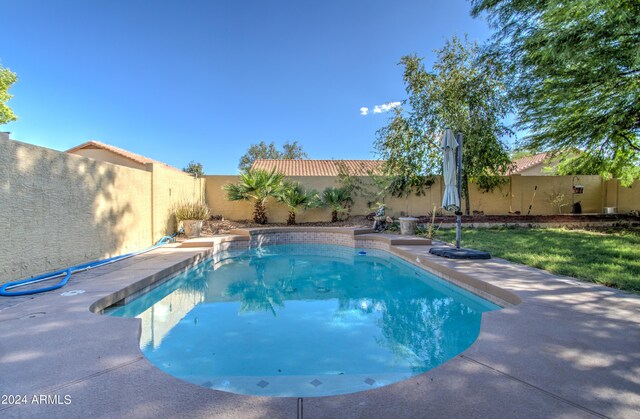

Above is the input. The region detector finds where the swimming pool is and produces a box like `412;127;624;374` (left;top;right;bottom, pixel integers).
107;244;499;397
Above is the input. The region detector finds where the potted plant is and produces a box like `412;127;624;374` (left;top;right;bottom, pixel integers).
175;201;210;238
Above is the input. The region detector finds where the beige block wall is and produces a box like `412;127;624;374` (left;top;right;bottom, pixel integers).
206;175;443;222
468;179;512;214
518;175;603;214
615;179;640;213
206;173;634;221
149;164;206;242
603;179;618;208
205;175;254;220
0;137;153;282
0;138;209;283
381;177;443;217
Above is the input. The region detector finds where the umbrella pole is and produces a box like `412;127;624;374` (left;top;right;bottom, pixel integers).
456;133;463;250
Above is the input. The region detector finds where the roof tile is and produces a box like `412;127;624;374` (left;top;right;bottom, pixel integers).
251;159;385;176
511;152;551;174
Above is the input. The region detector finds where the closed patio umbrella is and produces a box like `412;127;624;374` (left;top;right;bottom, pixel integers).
441;129;460;213
429;130;490;259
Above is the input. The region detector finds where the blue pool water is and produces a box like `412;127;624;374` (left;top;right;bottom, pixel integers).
107;244;499;397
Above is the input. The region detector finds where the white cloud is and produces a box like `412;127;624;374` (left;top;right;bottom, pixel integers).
360;107;369;116
373;101;401;114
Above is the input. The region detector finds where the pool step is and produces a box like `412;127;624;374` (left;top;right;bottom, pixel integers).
356;233;432;246
179;235;249;248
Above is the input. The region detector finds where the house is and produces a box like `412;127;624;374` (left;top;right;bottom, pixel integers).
250;159;385;176
511;152;558;175
252;155;562;178
66;140;182;172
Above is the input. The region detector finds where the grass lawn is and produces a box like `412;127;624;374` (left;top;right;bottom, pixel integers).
434;227;640;293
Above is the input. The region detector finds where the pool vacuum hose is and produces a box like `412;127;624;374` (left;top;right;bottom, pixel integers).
0;232;179;297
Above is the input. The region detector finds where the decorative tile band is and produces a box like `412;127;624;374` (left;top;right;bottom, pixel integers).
245;232;393;250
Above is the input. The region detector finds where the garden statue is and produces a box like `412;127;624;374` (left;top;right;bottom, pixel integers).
372;204;391;232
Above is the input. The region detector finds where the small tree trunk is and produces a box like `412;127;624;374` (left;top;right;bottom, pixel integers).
331;210;338;222
287;210;296;225
254;202;268;224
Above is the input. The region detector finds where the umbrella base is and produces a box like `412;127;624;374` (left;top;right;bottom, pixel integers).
429;247;491;259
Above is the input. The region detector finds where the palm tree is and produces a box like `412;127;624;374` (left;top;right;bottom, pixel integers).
224;169;285;224
320;187;353;222
276;182;317;225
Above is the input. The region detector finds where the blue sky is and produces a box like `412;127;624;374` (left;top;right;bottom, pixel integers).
1;0;493;174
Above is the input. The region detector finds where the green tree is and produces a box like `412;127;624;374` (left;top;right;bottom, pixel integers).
0;64;18;125
238;140;308;171
375;36;513;214
223;169;285;224
275;182;318;225
320;187;353;222
375;108;440;198
471;0;640;185
182;160;204;177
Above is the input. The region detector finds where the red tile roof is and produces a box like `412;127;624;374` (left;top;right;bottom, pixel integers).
251;159;385;176
66;140;183;173
511;152;551;174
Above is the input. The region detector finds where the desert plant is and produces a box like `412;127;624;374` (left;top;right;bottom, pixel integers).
276;182;318;225
320;187;353;222
424;205;442;239
223;169;285;224
174;201;210;221
545;191;571;214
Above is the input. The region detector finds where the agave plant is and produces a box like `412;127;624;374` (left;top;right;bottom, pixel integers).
276;182;318;225
223;169;285;224
320;187;353;222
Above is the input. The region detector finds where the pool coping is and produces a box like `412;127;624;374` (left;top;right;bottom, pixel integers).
1;227;639;418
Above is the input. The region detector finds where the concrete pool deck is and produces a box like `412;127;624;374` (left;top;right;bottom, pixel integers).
1;230;639;418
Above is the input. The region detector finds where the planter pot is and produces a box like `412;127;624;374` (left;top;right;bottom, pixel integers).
182;220;204;238
399;217;418;236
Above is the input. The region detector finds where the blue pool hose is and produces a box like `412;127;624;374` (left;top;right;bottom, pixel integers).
0;232;180;297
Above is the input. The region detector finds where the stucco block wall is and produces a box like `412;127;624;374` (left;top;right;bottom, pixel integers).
205;175;254;221
615;179;640;213
150;164;205;242
0;138;207;283
206;175;444;221
518;175;603;214
468;181;512;214
0;137;152;282
205;174;639;222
